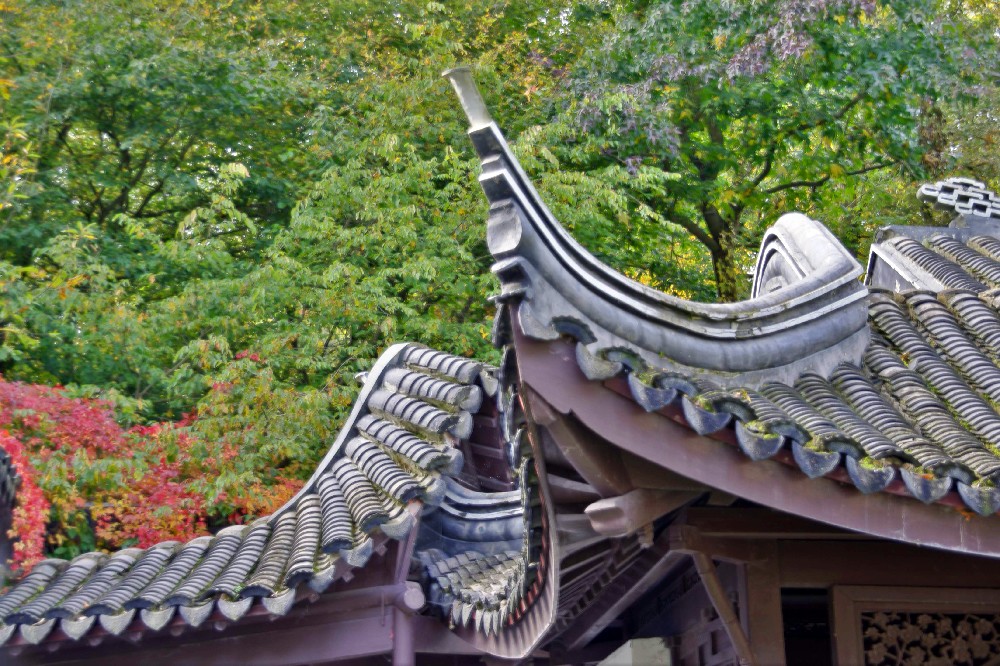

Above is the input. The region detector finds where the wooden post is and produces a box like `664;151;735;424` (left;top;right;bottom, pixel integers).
391;583;424;666
392;606;415;666
744;542;786;666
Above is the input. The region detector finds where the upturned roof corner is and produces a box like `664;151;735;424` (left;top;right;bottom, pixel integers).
445;68;869;388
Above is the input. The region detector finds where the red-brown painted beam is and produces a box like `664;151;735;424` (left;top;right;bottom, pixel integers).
677;507;866;540
24;613;394;666
12;613;485;666
778;539;1000;588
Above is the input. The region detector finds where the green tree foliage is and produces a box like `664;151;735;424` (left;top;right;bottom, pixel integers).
0;0;995;562
0;0;613;559
0;1;338;264
565;0;997;300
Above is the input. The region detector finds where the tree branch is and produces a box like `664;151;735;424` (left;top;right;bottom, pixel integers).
763;161;892;195
132;178;167;218
132;205;196;219
664;206;716;251
0;39;25;74
747;143;776;191
701;203;729;239
131;135;196;219
320;329;337;356
624;188;718;251
781;89;867;140
743;89;868;195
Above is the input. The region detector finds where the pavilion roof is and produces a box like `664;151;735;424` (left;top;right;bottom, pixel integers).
446;63;1000;524
5;69;1000;663
0;343;517;652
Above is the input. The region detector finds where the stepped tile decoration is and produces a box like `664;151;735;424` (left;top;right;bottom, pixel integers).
919;176;1000;221
0;343;500;647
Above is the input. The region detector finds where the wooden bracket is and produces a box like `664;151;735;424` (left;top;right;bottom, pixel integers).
585;489;700;538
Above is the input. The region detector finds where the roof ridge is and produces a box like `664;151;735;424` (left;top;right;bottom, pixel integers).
444;70;869;389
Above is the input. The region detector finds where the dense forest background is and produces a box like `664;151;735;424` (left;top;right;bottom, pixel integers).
0;0;996;573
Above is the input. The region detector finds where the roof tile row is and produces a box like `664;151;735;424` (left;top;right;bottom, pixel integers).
422;549;526;637
507;222;1000;517
0;343;491;648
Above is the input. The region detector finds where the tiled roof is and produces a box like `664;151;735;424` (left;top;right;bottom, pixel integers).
446;68;1000;521
494;218;1000;518
422;549;526;636
417;472;538;636
444;70;871;391
0;343;495;648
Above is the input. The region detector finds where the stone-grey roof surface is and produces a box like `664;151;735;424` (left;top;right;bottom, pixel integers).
0;343;495;648
447;71;1000;520
453;79;1000;525
496;195;1000;518
445;68;872;390
416;473;537;636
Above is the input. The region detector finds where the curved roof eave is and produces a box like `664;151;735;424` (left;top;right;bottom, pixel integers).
0;344;498;652
444;67;869;387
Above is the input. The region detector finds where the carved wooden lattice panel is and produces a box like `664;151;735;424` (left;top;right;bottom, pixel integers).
832;586;1000;666
861;611;1000;665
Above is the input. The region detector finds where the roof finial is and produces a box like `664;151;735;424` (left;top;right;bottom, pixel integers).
443;67;493;130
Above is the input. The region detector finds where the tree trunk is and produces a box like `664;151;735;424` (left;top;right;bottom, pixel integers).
700;206;749;303
711;241;749;303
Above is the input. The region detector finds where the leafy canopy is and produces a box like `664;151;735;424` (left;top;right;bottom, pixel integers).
564;0;997;299
0;0;602;565
0;0;996;567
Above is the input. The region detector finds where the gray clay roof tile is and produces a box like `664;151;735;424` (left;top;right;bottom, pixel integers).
887;236;988;291
420;548;524;635
919;177;1000;221
165;529;242;606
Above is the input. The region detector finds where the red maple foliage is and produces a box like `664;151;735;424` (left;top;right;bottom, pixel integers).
0;375;309;575
0;379;125;460
0;430;49;574
234;350;265;364
0;379;211;572
91;422;209;550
